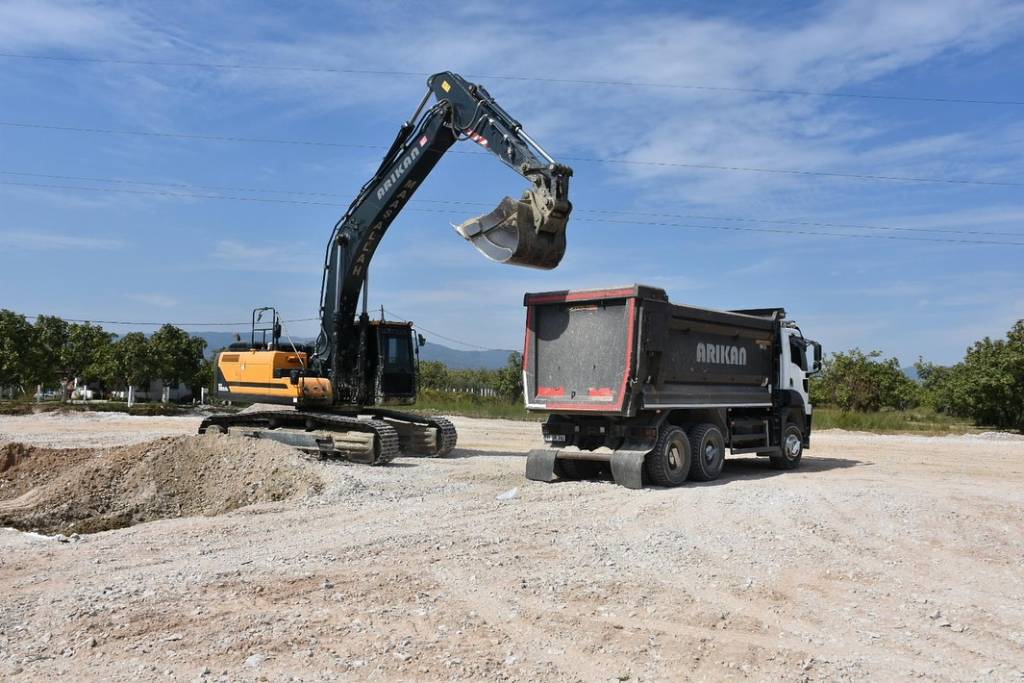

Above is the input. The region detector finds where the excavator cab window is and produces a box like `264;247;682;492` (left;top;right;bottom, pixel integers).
376;325;416;399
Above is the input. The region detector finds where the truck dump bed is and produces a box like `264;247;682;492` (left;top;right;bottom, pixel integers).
523;285;782;416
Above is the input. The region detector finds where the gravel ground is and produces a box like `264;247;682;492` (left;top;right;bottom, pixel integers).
0;412;1022;681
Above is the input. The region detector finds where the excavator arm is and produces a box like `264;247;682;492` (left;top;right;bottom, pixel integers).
316;71;573;403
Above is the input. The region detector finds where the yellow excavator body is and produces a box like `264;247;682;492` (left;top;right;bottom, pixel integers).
216;350;332;406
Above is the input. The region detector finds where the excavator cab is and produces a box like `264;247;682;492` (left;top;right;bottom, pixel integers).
366;320;418;404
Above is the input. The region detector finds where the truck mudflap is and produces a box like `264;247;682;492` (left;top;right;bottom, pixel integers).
525;441;653;489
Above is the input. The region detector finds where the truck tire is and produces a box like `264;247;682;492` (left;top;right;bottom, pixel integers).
770;424;804;470
644;426;691;487
688;423;725;481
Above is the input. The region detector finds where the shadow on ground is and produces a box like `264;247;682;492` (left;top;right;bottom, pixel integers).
689;455;865;487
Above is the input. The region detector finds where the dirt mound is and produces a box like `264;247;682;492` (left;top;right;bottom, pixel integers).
0;434;323;535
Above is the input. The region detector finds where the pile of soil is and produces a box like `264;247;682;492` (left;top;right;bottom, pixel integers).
0;435;324;535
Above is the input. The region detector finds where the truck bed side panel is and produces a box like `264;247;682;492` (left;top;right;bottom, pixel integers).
640;304;774;408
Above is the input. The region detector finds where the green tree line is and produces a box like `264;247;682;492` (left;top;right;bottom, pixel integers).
812;320;1024;431
0;310;210;400
418;352;523;402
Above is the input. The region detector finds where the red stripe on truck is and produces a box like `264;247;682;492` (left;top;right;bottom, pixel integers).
537;386;565;397
588;387;613;398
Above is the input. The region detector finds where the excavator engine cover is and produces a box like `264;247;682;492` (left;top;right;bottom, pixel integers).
455;190;568;270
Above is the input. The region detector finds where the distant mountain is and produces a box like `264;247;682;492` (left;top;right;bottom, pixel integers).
190;331;513;370
418;344;515;370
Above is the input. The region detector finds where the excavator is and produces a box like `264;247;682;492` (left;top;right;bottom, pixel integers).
197;71;573;464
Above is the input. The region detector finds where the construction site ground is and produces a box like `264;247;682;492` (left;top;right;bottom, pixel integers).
0;410;1022;682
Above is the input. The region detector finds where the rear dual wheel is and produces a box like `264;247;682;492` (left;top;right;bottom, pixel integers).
644;427;692;487
688;424;726;482
644;423;726;487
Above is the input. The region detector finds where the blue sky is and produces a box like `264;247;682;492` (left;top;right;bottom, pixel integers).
1;0;1023;365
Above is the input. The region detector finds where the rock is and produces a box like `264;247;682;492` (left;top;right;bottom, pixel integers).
496;488;519;501
245;654;267;668
163;634;184;642
951;624;966;633
54;534;71;543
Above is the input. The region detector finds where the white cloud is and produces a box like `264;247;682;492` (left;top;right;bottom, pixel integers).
124;292;178;308
0;231;124;250
0;0;156;51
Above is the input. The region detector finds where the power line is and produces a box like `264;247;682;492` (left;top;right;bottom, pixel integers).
4;177;1024;246
1;51;1021;106
3;170;1017;239
22;311;496;351
2;120;1020;188
382;309;493;351
23;313;318;327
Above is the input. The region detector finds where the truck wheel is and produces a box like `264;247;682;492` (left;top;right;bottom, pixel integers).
688;424;725;481
770;424;803;470
644;426;691;487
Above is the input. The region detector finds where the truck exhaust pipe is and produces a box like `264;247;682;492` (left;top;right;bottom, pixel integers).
454;189;569;270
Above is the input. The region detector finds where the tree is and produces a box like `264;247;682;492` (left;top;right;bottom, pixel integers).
27;315;69;391
418;360;450;390
150;325;206;401
103;332;155;393
0;310;35;396
494;351;524;402
65;322;114;391
811;348;919;412
944;321;1024;431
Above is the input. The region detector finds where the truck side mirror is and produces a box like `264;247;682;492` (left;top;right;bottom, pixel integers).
811;342;823;373
418;334;427;347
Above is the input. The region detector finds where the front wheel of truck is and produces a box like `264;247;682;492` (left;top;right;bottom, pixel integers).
770;424;804;470
644;426;691;487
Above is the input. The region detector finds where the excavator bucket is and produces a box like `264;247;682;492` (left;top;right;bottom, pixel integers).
455;190;567;270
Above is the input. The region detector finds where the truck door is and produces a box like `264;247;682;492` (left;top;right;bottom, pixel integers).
780;328;811;416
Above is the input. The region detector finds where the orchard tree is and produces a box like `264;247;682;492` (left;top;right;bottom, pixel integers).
811;348;919;412
28;315;69;391
494;352;524;402
0;310;35;396
947;321;1024;430
150;325;207;401
65;322;114;388
418;360;449;390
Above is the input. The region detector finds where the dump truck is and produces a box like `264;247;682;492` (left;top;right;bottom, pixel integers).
522;285;822;488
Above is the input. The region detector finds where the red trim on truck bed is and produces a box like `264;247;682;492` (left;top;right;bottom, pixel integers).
524;287;637;306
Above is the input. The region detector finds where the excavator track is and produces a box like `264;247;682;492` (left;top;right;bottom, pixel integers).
368;410;457;458
198;410;400;465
